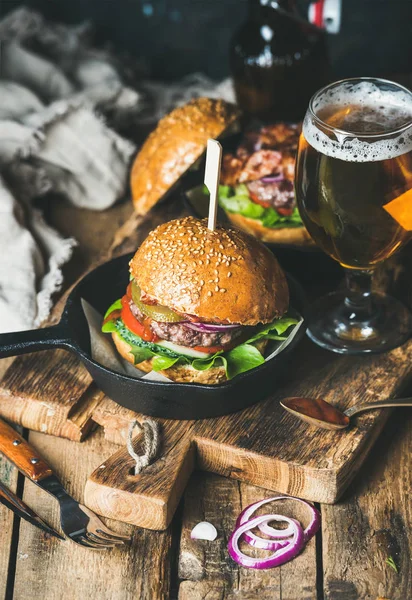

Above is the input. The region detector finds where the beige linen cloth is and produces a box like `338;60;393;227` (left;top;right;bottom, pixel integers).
0;8;139;332
0;8;235;333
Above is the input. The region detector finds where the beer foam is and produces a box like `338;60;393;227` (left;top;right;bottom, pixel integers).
303;80;412;162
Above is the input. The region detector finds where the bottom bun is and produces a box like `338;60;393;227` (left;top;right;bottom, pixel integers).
112;332;268;385
225;211;314;246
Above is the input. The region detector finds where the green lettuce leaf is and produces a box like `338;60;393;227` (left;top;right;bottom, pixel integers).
102;309;299;380
247;317;299;344
260;206;303;228
219;185;265;219
217;184;232;199
101;319;118;333
191;344;264;378
224;343;265;378
151;354;182;371
103;298;123;320
130;345;155;365
192;353;224;371
260;207;282;228
216;184;303;229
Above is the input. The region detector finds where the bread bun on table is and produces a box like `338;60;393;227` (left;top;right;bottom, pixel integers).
130;98;241;215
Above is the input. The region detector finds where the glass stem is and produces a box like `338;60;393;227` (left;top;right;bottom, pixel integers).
343;268;374;323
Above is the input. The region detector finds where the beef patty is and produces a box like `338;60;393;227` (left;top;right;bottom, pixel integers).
247;179;295;211
129;300;245;348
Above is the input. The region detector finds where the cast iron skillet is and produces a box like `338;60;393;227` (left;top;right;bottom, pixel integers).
0;254;306;420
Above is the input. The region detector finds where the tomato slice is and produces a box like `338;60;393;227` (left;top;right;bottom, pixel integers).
121;296;159;342
192;344;225;354
250;192;294;216
276;206;293;216
249;191;271;208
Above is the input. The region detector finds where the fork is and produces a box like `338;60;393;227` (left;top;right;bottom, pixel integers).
0;418;131;549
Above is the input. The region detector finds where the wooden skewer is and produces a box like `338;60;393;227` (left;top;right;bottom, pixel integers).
204;139;222;232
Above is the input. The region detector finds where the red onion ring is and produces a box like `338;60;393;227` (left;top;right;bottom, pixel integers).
184;322;241;333
228;514;305;569
234;517;300;552
236;496;321;551
261;174;284;183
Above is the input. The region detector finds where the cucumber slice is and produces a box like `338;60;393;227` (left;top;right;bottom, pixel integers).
157;340;212;358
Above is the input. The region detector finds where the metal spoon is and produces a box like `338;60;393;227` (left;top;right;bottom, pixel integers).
280;396;412;430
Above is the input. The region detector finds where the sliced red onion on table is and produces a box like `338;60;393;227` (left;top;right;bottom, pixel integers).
228;514;305;569
235;518;299;552
184;322;241;333
259;497;320;542
235;496;321;551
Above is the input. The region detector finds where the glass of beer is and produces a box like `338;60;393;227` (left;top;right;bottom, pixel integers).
295;77;412;353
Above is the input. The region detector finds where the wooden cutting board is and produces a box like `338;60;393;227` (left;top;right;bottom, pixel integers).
1;194;412;530
83;334;412;529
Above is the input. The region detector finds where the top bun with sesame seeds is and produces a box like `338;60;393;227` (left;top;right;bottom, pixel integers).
130;98;241;215
129;216;289;325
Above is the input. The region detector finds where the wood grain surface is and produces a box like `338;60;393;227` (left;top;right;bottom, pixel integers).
0;454;17;600
5;410;412;599
322;406;412;600
85;419;197;530
11;429;173;600
91;397;144;445
178;473;318;600
0;349;97;442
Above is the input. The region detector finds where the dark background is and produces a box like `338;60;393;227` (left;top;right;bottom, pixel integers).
2;0;412;83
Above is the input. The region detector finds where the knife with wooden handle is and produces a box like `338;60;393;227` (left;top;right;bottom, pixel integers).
0;418;64;539
0;480;64;539
0;417;128;548
0;419;53;482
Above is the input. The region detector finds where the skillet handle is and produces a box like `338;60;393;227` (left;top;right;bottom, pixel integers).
0;323;74;359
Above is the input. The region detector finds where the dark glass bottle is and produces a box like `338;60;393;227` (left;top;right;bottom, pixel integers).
230;0;329;122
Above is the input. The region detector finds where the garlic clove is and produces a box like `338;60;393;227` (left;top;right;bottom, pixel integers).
190;521;218;541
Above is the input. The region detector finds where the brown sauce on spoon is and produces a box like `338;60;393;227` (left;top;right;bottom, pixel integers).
281;397;350;429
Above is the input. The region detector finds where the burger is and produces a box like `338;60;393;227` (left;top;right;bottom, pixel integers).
102;217;298;384
217;123;312;245
130;99;312;246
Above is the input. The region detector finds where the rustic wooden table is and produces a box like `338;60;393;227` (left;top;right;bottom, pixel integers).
1;194;411;600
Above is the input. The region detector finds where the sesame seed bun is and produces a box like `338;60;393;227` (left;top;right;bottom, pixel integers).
225;212;314;246
131;98;241;215
112;332;268;384
129;216;289;326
